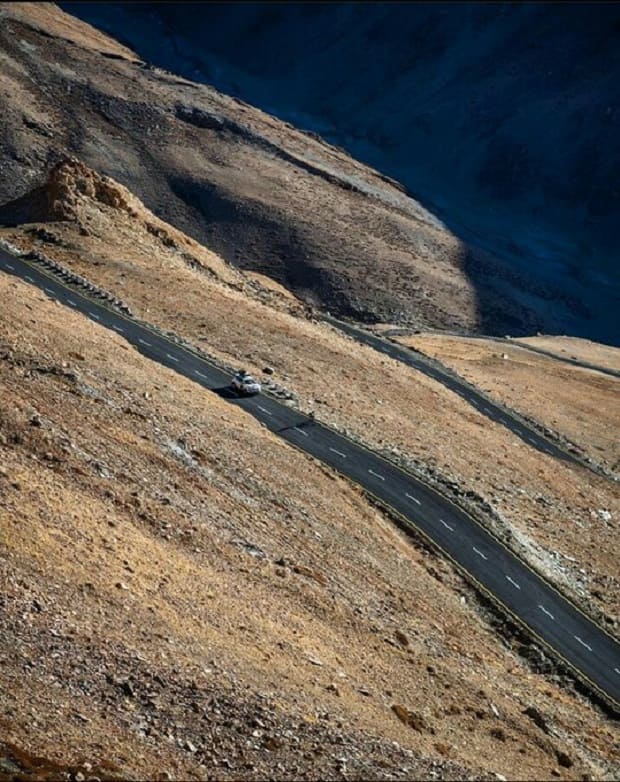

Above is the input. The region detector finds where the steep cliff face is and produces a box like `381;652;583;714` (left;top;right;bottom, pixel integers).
62;1;620;344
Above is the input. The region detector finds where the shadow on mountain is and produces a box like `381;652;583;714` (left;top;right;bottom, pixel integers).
0;186;54;226
167;176;383;323
62;1;620;345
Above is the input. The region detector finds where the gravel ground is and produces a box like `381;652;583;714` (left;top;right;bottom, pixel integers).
1;271;619;780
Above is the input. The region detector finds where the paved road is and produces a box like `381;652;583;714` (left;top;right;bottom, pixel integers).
324;316;598;474
2;248;619;712
382;326;620;380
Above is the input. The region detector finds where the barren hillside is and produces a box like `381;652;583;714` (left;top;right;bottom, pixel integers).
0;0;599;341
2;158;618;637
395;333;620;473
518;336;620;374
62;1;620;347
2;208;620;782
1;5;619;780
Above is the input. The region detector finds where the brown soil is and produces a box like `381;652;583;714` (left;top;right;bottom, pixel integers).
396;334;620;474
0;1;545;337
6;2;139;61
0;7;619;780
517;336;620;375
1;249;619;782
1;159;618;636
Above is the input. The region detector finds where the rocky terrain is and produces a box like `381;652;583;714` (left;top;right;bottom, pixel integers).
63;1;620;347
1;4;619;780
0;0;606;342
2;208;620;782
517;337;620;374
4;157;620;626
394;333;620;474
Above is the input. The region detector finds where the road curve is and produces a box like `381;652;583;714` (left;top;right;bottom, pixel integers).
324;316;604;476
1;248;619;712
382;326;620;380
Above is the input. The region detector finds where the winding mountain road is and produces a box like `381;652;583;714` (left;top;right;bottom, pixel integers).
324;316;604;475
1;248;619;713
381;326;620;380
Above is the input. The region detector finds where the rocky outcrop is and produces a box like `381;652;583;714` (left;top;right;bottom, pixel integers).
45;157;140;221
0;158;140;225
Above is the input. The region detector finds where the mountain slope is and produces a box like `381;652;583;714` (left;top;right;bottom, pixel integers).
0;1;475;335
4;155;619;637
2;5;620;780
2;161;620;782
2;1;617;343
62;1;620;345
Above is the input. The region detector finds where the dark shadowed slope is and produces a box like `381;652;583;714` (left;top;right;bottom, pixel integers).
62;1;620;345
0;3;502;337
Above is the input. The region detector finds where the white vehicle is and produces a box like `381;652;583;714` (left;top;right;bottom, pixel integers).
230;369;261;396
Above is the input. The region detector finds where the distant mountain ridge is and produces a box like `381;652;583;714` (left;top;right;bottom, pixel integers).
62;1;620;345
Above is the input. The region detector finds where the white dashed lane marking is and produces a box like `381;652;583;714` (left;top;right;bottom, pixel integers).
113;325;124;333
257;405;272;416
505;575;521;590
68;300;77;306
45;288;54;295
293;427;309;437
89;312;100;320
166;353;179;362
406;493;421;505
574;636;593;653
538;604;555;620
139;338;151;346
25;275;34;282
439;519;454;532
194;370;207;379
5;263;14;270
368;469;385;481
473;547;488;560
329;448;347;458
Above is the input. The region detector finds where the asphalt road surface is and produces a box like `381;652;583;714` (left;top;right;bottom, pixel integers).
382;326;620;380
2;248;619;712
324;316;597;473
